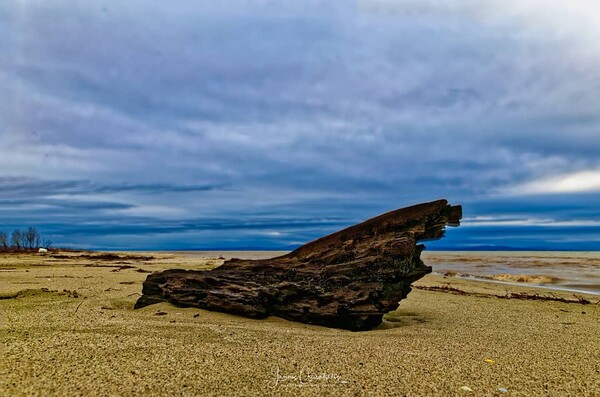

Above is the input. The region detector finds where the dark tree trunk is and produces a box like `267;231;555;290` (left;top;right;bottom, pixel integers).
135;199;461;331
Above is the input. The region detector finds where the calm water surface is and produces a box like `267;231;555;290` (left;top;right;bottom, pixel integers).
423;251;600;295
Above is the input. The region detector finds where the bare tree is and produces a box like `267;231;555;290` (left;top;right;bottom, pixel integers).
42;239;53;249
25;227;41;249
11;229;23;250
0;231;8;250
21;232;28;249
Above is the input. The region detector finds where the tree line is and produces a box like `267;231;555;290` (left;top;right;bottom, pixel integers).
0;227;52;251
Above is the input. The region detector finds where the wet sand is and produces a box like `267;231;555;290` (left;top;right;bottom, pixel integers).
1;251;599;396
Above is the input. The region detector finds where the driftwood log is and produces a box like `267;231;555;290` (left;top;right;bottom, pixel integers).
135;199;461;330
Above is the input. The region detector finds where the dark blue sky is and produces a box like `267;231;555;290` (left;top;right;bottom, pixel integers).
1;1;600;250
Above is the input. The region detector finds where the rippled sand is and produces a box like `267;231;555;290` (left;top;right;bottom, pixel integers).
1;251;599;396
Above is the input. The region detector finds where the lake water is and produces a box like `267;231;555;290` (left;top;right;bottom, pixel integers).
423;251;600;295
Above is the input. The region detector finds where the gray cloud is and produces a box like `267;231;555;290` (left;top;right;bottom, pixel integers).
1;1;600;249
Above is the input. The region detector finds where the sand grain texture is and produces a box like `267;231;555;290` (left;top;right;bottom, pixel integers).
1;251;599;396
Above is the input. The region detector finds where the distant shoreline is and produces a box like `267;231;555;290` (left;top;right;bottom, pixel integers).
51;248;600;253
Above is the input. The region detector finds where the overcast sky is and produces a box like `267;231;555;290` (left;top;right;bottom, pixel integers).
1;1;600;250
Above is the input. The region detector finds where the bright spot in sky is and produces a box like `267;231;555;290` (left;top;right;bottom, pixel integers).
510;170;600;195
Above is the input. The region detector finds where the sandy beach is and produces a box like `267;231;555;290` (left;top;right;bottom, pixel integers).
1;251;599;396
